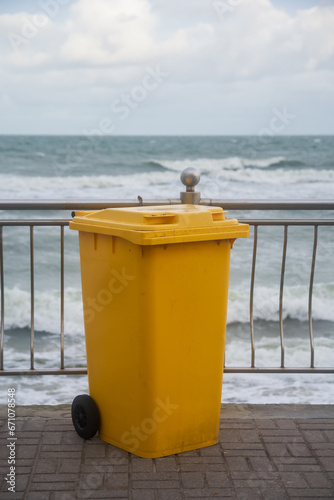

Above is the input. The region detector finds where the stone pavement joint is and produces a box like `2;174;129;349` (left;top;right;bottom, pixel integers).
0;404;333;499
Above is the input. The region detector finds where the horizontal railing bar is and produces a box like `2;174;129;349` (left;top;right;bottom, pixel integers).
205;200;334;210
0;199;181;210
1;367;333;375
1;199;334;211
0;220;70;226
239;219;334;226
1;219;334;227
0;369;87;376
224;367;334;373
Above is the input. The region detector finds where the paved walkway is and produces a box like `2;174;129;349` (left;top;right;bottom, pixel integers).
0;404;333;499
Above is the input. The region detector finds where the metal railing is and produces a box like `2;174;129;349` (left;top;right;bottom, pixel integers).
0;199;334;376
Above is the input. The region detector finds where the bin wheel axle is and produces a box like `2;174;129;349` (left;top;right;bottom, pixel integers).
72;394;100;440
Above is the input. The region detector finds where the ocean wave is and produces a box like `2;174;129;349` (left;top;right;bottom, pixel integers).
0;171;178;197
3;282;334;335
4;286;84;335
1;165;332;199
221;167;334;184
152;156;286;172
228;282;334;324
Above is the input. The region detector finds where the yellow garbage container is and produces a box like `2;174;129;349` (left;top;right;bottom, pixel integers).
69;204;249;458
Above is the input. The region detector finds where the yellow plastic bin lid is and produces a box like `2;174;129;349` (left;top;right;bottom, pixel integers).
69;204;249;245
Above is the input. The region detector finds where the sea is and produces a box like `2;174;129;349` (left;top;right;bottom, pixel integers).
0;135;333;406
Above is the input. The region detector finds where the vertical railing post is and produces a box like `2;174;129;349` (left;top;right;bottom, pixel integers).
0;226;4;371
250;225;258;368
60;226;65;370
308;225;318;368
279;225;288;368
30;226;35;370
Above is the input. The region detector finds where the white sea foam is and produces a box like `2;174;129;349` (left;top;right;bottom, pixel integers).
0;171;178;199
4;286;84;335
228;282;334;323
153;156;286;172
1;161;333;202
4;282;334;335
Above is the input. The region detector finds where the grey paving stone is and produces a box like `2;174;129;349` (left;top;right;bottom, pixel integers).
106;447;129;459
239;430;262;442
286;489;334;497
225;456;252;472
205;471;232;488
254;419;278;429
273;457;319;465
261;429;303;437
16;445;38;459
132;490;155;500
41;444;82;453
155;457;179;471
42;431;62;444
131;457;154;472
77;491;128;499
222;442;264;450
158;489;183;500
27;493;51;500
304;472;333;488
318;456;334;471
299;423;334;430
275;420;298;430
52;494;77;500
183;488;234;497
219;429;241;443
132;480;180;489
198;444;221;456
30;482;78;491
58;458;81;474
0;493;25;500
176;450;199;456
287;443;313;457
224;449;267;457
261;486;289;500
79;470;104;490
22;420;46;431
104;472;129;489
263;442;290;456
178;456;224;464
180;463;226;472
181;472;205;488
324;430;334;441
14;474;29;492
32;473;78;483
230;471;278;480
263;436;306;445
83;443;106;458
302;430;327;442
131;472;179;481
235;488;263;500
61;431;83;445
279;472;308;488
248;456;275;472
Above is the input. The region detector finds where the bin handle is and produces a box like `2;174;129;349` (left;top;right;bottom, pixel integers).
143;214;177;225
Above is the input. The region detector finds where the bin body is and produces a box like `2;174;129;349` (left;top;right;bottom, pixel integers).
70;205;249;458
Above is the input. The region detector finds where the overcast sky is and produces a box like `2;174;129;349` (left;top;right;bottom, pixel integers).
0;0;333;135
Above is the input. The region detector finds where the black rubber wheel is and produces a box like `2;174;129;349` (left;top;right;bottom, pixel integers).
72;394;100;439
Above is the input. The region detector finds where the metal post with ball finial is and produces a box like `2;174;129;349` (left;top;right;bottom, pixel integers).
180;167;201;204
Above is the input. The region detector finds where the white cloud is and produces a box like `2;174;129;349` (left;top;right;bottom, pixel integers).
0;0;333;134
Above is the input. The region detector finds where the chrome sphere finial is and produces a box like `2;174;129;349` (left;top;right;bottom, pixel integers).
180;168;200;191
180;168;201;204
